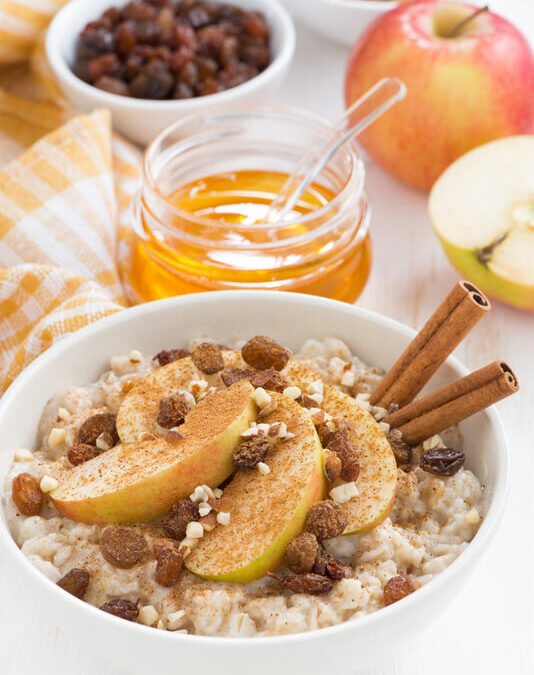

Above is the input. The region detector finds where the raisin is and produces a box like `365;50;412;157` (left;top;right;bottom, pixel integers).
155;547;183;586
94;76;129;95
154;348;190;366
220;367;254;387
241;336;291;371
100;527;148;568
152;537;174;559
323;449;342;483
285;533;319;574
163;499;200;540
327;427;360;482
173;81;194;99
12;473;43;516
420;447;465;476
57;568;90;598
191;343;224;374
269;572;333;595
300;394;318;409
243;12;270;39
68;444;102;466
249;368;288;393
232;436;269;470
78;413;118;447
387;430;411;467
324;553;346;580
383;575;416;606
305;500;347;540
100;598;139;621
89;53;121;82
157;393;190;428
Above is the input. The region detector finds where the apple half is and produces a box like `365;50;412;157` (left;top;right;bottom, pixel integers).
429;136;534;310
185;393;325;583
51;380;257;524
284;362;397;534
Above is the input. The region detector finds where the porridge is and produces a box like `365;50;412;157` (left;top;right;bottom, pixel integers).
3;335;483;637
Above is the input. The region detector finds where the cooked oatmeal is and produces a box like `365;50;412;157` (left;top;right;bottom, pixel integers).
3;337;483;637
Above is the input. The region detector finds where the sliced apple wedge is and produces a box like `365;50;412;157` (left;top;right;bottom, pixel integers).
429;136;534;311
117;350;248;443
283;362;397;535
51;380;256;524
185;393;325;583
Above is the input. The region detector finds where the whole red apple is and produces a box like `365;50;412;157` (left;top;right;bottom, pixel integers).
345;1;534;190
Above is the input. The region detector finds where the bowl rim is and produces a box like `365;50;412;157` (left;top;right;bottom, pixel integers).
45;0;296;110
0;290;510;646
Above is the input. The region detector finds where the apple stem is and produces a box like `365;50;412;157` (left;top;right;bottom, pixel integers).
448;5;489;38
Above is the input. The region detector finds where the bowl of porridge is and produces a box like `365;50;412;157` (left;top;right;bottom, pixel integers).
0;291;508;674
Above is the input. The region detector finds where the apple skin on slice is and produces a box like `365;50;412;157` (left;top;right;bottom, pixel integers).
283;362;397;535
51;380;257;524
185;393;325;583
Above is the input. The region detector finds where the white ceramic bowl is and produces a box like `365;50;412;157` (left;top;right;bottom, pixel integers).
288;0;396;47
46;0;295;145
0;291;508;674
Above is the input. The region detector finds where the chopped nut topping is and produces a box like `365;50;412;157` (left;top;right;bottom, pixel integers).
253;387;272;409
155;547;183;587
186;521;204;539
305;500;347;540
383;575;416;605
96;431;114;451
191;343;224;374
165;428;184;444
285;533;319;574
100;599;139;621
308;408;332;425
257;462;270;475
198;502;212;517
78;413;119;447
14;448;33;462
199;512;218;532
327;426;360;482
48;427;66;447
157;393;190;428
220;368;255;387
213;488;223;499
154;348;191;367
316;423;335;446
323;449;342;483
163;500;200;540
269;572;333;595
207;496;234;513
378;421;390;433
241;336;291;371
283;386;302;400
300;394;319;409
216;511;231;526
139;605;159;626
189;484;214;503
464;508;481;526
250;368;288;393
233;436;269;470
12;473;43;516
329;482;358;504
100;527;148;568
422;434;442;451
57;568;90;598
40;475;59;493
166;610;187;631
129;349;143;363
57;407;70;421
341;371;355;387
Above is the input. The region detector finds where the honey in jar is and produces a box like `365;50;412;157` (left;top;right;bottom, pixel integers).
127;107;372;304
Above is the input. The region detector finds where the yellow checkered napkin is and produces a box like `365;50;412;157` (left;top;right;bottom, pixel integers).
0;98;142;394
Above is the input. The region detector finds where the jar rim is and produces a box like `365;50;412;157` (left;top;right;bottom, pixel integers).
142;103;365;236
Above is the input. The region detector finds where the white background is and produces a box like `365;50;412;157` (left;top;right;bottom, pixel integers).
1;1;533;673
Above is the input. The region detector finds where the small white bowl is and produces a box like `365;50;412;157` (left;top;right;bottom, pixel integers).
0;291;508;673
46;0;295;145
288;0;397;47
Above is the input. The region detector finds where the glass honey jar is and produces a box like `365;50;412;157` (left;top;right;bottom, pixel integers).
129;104;371;303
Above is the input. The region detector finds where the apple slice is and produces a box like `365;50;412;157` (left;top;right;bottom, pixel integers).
117;351;248;443
429;136;534;310
283;362;397;534
51;380;256;524
185;393;325;583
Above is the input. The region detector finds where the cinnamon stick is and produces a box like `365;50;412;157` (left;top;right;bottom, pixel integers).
384;361;518;446
370;281;490;409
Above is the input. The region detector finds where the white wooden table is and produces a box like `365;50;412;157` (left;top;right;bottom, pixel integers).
2;1;533;672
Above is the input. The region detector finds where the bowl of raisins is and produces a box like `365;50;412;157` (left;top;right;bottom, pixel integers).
46;0;295;144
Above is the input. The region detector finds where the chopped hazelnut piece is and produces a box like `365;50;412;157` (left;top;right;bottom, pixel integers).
329;482;358;504
186;522;204;539
249;368;288;393
167;610;187;631
129;349;143;363
257;462;270;475
48;427;66;447
14;449;33;462
217;512;231;526
138;605;159;626
323;449;342;483
253;387;272;409
96;431;114;451
57;407;70;421
40;475;59;493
